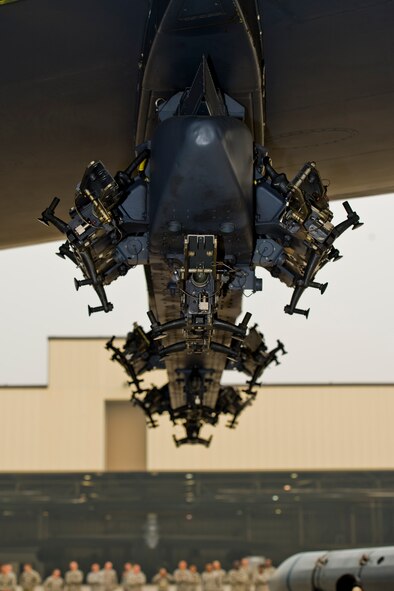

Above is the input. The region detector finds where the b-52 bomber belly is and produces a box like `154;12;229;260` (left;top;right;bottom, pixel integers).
39;0;362;445
135;0;265;146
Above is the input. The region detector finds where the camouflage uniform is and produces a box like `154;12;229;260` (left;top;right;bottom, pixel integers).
201;572;217;591
152;573;173;591
43;576;64;591
227;570;237;591
0;572;17;591
65;570;83;591
101;570;118;591
238;568;251;591
20;570;42;591
87;571;104;591
263;567;276;581
121;571;131;591
122;572;146;591
189;572;200;591
253;572;269;591
173;569;192;591
228;569;250;591
212;570;226;591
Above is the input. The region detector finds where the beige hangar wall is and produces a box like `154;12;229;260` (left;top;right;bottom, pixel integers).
0;338;393;472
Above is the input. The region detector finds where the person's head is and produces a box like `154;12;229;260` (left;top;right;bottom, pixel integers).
124;563;133;572
232;561;240;571
241;558;249;569
0;565;7;575
205;564;213;573
23;564;33;573
52;570;61;578
4;565;13;574
159;568;167;577
212;561;221;571
178;561;187;571
189;565;197;574
91;564;100;573
257;565;265;574
133;565;141;574
69;562;78;571
104;562;113;571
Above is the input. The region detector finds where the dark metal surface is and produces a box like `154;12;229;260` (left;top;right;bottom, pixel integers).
0;0;148;248
135;0;264;145
264;0;394;201
1;0;393;248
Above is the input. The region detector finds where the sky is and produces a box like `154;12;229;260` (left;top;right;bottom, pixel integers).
0;194;393;386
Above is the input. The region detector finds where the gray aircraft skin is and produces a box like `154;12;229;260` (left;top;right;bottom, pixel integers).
38;0;362;444
270;547;394;591
1;0;393;249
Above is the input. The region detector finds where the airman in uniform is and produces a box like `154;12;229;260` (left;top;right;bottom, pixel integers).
65;561;83;591
201;564;216;591
239;559;251;591
173;561;191;591
227;561;238;591
262;560;276;580
189;565;200;591
212;561;225;591
121;564;133;591
43;570;64;591
152;568;173;591
227;561;237;591
253;565;269;591
101;562;118;591
228;561;250;591
123;564;146;591
87;564;104;591
19;563;41;591
0;564;17;591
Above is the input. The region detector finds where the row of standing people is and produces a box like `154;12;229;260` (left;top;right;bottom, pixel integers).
0;561;125;591
44;562;145;591
0;563;42;591
167;559;276;591
0;558;276;591
45;559;276;591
